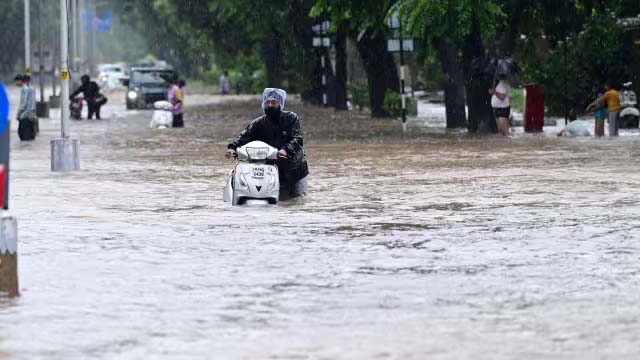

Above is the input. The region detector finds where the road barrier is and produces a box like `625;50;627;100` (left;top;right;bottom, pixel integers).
0;82;19;297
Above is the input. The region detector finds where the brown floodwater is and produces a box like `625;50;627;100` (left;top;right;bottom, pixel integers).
1;97;640;359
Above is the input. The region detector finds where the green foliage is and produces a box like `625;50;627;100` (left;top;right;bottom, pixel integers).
0;0;24;77
349;80;370;110
311;0;393;39
383;91;403;117
396;0;504;41
383;91;418;118
533;12;628;115
509;88;524;113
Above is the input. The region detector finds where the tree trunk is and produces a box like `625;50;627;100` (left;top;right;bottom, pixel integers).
334;22;349;111
355;31;400;117
265;31;283;88
436;39;467;128
463;19;497;134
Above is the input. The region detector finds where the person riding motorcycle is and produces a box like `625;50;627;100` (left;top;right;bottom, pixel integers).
225;88;309;198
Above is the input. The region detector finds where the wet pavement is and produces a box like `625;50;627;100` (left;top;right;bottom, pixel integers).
1;93;640;359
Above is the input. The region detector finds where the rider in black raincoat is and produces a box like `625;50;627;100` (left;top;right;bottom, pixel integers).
226;88;309;197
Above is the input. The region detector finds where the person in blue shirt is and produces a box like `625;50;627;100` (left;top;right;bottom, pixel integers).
14;74;37;141
591;84;607;137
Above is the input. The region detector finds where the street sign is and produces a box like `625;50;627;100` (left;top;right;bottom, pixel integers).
95;12;113;32
312;21;330;35
61;70;69;81
387;39;415;52
82;10;112;32
0;83;9;136
313;37;331;48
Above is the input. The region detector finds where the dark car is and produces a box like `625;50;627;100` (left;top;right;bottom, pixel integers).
124;67;177;110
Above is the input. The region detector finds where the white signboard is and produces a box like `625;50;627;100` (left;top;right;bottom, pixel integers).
387;39;415;52
313;37;331;48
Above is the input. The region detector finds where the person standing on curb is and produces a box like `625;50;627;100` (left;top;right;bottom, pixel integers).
489;73;511;136
587;80;620;136
14;74;37;141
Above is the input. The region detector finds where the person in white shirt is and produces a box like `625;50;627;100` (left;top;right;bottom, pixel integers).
489;74;510;136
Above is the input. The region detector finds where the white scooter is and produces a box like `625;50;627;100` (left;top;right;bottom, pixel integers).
150;101;174;129
620;82;639;128
224;141;280;205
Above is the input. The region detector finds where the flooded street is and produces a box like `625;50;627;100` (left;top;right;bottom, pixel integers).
2;97;640;359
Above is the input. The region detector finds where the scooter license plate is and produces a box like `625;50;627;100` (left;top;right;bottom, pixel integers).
252;167;265;178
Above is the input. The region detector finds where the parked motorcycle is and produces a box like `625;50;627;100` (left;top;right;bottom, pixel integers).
70;97;83;120
619;82;639;128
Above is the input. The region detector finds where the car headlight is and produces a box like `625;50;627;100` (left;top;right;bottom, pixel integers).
238;173;249;191
128;91;138;100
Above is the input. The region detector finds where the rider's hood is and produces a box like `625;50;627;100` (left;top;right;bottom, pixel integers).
262;88;286;113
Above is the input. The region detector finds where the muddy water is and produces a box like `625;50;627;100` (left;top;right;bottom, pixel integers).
1;100;640;359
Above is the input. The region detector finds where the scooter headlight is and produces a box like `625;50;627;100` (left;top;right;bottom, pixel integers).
128;91;138;100
246;147;269;161
238;172;249;190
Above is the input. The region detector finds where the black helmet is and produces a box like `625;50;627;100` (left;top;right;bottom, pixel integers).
13;74;24;82
81;74;90;83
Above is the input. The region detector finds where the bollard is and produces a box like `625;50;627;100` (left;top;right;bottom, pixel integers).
0;215;18;297
51;138;80;172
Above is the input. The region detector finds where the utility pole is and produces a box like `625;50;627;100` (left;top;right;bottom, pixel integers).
50;0;59;107
88;0;96;76
24;0;31;75
399;18;407;132
79;0;86;73
387;11;415;134
71;0;78;69
51;0;80;172
35;0;49;118
38;0;44;103
312;21;331;107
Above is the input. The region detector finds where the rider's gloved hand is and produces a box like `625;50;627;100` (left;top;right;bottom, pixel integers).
225;149;237;159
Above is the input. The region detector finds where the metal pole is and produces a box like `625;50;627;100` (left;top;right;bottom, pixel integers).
399;18;407;131
51;0;58;97
24;0;31;74
71;0;78;69
89;0;95;76
563;43;568;125
321;53;327;107
79;0;85;72
61;0;70;139
38;0;44;103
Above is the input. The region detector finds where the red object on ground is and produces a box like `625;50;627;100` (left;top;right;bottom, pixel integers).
0;164;5;209
524;84;545;132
